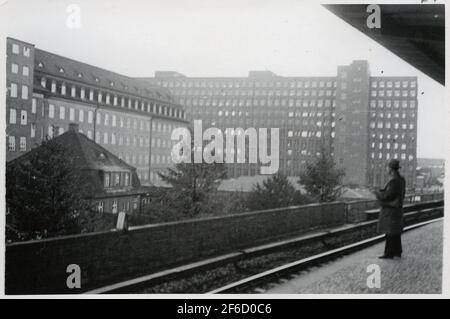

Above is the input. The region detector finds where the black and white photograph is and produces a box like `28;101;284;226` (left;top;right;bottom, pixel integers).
0;0;447;300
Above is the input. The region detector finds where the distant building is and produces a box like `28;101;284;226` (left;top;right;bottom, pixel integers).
8;123;151;215
5;37;188;186
142;60;418;190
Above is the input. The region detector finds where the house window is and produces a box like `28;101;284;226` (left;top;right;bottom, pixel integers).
11;63;18;74
20;110;27;125
32;98;37;113
88;111;93;123
60;106;65;120
98;201;104;213
79;109;84;122
9;109;16;124
12;43;19;54
104;172;110;188
21;85;28;99
31;123;36;138
112;200;118;214
19;137;26;151
8;136;15;151
124;172;130;186
49;104;55;118
69;108;75;121
23;66;29;76
114;173;120;186
10;83;17;97
23;46;30;57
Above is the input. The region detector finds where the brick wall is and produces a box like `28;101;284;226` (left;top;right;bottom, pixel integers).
6;201;346;294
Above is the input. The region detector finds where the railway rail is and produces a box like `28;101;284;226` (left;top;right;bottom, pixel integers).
208;217;442;294
85;201;443;294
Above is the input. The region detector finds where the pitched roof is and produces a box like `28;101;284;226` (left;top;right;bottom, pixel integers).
34;48;174;103
51;128;136;172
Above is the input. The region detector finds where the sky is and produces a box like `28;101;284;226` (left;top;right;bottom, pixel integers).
0;0;446;159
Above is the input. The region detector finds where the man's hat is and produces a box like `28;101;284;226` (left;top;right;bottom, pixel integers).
388;159;401;170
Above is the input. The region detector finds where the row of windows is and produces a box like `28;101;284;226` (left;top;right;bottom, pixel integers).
371;142;410;150
370;152;414;161
41;77;185;119
369;122;415;130
173;88;336;98
370;133;414;141
370;90;416;97
370;99;416;109
103;171;131;188
97;199;139;214
7;136;26;152
11;43;31;57
118;153;150;166
370;112;415;119
8;83;28;99
160;79;337;89
371;80;416;89
287;130;335;138
33;99;178;134
11;63;30;76
181;96;336;108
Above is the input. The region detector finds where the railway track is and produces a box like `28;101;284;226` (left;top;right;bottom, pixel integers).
85;203;443;294
208;217;443;294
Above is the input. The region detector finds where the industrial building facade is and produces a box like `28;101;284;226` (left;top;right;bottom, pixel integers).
5;37;188;186
143;60;418;190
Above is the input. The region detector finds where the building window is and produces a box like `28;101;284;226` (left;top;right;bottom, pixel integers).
12;43;19;54
31;98;37;113
18;85;26;100
49;104;55;118
30;123;36;138
23;46;30;57
88;111;93;123
112;200;118;214
10;83;18;97
19;137;26;151
20;110;27;125
79;109;84;122
98;201;104;213
103;132;108;144
104;172;110;188
11;63;18;74
59;106;65;120
22;66;29;76
8;136;15;151
9;109;16;124
69;108;75;121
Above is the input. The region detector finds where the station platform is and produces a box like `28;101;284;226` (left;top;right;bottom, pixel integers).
265;220;443;294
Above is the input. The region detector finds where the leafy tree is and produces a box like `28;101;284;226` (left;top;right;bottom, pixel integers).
6;138;95;241
158;153;227;217
298;147;345;202
246;172;310;210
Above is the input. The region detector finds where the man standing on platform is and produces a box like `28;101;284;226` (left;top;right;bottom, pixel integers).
375;159;406;259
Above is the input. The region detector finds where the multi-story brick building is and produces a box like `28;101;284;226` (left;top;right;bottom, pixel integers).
142;60;418;190
5;37;188;185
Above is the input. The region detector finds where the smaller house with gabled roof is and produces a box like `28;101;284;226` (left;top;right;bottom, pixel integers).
8;123;151;217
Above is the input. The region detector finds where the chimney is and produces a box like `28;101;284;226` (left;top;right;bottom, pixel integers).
68;123;79;132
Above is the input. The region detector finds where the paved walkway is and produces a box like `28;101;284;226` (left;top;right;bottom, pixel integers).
266;220;443;294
